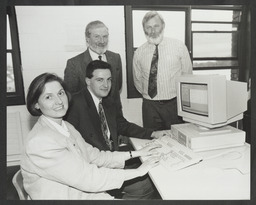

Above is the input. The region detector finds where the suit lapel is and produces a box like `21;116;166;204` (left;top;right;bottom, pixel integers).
82;89;102;136
105;51;112;62
39;116;82;156
65;122;89;158
84;49;92;61
39;116;59;133
105;51;116;97
82;49;92;74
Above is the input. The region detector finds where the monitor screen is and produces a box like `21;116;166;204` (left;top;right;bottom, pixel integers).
181;83;208;116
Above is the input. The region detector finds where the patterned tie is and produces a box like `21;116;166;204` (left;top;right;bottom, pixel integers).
98;101;113;150
98;55;102;61
148;44;158;98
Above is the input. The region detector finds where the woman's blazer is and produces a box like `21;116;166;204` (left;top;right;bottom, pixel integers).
21;116;127;200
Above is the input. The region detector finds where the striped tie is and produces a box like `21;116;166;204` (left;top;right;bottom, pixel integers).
98;101;113;150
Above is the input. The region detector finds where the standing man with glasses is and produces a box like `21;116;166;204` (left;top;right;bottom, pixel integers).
133;11;193;131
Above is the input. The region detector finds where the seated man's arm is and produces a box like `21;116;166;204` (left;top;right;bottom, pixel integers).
115;103;153;139
115;102;171;140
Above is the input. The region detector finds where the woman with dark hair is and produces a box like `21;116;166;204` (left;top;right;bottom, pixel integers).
21;73;160;200
26;73;71;116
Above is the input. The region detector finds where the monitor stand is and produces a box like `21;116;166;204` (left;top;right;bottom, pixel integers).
170;123;245;152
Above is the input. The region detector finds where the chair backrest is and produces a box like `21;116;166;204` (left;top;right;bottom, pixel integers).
12;170;28;200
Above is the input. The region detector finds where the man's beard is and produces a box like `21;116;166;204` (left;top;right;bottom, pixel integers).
89;43;108;55
145;30;164;45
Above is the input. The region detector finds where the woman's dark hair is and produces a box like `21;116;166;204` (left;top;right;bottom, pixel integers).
86;60;112;79
26;73;71;116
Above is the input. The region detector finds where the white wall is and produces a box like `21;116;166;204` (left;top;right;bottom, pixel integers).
7;6;143;141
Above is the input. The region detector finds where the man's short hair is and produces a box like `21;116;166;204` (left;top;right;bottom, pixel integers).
142;11;165;31
86;60;112;79
85;20;108;38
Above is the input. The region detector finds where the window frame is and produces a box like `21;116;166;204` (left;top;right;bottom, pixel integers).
191;30;239;70
6;6;25;106
191;6;242;71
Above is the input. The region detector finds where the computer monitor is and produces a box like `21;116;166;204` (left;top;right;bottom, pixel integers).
176;74;248;128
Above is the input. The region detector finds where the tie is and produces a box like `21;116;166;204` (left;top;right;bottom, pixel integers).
148;44;158;98
98;55;102;61
98;101;113;150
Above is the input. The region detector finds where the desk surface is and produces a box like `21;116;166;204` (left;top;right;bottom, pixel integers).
130;137;250;200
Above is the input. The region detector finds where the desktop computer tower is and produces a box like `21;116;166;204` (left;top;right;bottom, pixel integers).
170;123;245;152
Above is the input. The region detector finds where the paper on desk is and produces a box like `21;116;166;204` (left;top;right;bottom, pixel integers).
197;144;250;174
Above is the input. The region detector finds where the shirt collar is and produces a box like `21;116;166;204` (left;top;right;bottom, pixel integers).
87;87;102;112
147;37;165;47
88;48;106;61
42;115;70;137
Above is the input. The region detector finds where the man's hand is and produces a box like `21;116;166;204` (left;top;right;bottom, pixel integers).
151;130;172;139
118;135;129;147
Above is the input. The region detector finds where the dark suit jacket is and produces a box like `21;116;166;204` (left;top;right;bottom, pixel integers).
64;49;122;100
65;88;153;151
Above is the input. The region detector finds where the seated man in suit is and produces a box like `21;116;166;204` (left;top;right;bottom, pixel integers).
65;60;169;199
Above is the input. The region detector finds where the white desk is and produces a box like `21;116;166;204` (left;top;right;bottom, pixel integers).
130;137;250;200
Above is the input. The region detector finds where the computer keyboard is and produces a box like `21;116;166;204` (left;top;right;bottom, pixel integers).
142;136;203;172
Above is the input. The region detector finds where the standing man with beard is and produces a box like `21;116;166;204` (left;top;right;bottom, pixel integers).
133;11;193;131
64;20;122;104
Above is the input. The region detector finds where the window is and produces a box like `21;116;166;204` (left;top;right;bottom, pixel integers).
6;6;25;106
191;6;243;80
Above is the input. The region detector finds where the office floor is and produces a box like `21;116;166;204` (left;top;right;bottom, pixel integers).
7;165;19;200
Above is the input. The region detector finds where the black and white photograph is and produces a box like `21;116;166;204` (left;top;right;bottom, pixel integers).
1;0;255;204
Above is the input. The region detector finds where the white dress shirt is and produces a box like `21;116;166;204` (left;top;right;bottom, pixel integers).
89;48;107;62
133;37;193;100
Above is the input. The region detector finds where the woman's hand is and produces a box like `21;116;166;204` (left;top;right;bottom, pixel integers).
137;156;161;176
134;142;162;158
123;155;161;181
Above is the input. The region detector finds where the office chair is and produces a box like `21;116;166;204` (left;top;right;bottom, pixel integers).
12;170;28;200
